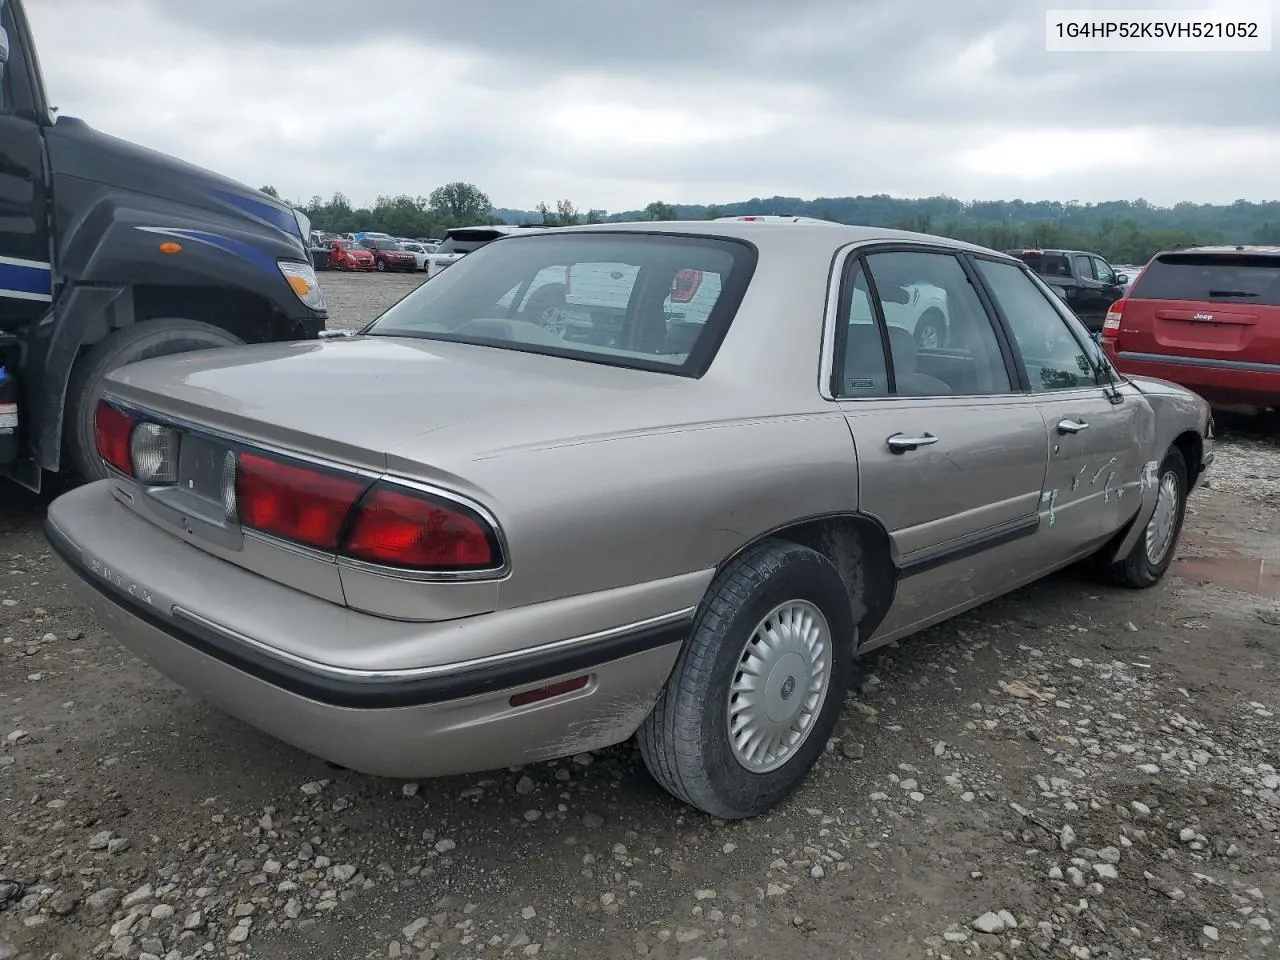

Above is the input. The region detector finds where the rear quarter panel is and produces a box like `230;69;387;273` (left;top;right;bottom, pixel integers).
388;410;861;611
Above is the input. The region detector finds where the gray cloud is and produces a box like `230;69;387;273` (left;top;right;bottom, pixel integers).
27;0;1280;210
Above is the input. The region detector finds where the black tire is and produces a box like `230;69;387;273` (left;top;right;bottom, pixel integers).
637;538;857;819
65;319;244;483
914;308;947;349
520;283;567;325
1098;446;1188;589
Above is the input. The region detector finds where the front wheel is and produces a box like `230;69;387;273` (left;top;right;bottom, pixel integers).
376;260;386;272
637;539;856;819
1097;446;1188;588
65;319;245;483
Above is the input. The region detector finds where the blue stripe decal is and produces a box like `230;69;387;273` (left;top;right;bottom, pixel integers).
148;228;281;276
0;260;53;297
210;189;299;238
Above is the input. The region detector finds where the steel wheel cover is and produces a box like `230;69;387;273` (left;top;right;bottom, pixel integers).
1145;470;1180;565
726;600;833;774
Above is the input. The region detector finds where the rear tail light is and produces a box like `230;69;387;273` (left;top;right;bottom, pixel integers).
670;269;703;303
344;482;500;570
1102;299;1125;335
130;422;180;483
235;452;367;550
233;451;504;572
95;401;137;476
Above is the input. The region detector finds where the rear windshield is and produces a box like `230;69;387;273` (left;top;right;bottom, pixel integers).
436;229;507;255
1012;252;1073;278
1130;254;1280;306
366;232;753;375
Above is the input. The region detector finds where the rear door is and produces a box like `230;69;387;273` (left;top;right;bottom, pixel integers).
0;0;53;320
833;246;1048;640
1118;251;1280;367
969;256;1144;562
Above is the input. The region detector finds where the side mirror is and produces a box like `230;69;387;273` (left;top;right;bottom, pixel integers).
1114;273;1128;285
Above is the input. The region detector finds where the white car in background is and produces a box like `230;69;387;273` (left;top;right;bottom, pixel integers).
719;215;950;347
398;241;432;271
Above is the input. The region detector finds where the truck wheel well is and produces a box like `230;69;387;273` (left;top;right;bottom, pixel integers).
1171;430;1203;488
720;514;897;645
130;286;298;344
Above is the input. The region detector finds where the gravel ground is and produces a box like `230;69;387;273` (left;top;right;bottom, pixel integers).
1;273;1277;960
319;271;427;332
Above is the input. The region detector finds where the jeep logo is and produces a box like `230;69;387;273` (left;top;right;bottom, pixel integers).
1193;313;1214;321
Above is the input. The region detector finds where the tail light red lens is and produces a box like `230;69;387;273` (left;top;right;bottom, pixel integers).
235;452;368;550
232;451;503;571
344;482;499;570
670;268;703;303
95;401;136;476
1102;299;1125;335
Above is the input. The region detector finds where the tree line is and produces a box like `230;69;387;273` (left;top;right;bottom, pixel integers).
260;183;1280;265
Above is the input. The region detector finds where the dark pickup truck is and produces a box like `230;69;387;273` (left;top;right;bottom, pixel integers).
1005;248;1129;331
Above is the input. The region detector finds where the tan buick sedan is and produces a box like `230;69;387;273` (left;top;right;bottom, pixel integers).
44;220;1213;819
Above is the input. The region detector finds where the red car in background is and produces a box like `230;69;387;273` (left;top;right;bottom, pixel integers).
1102;245;1280;416
359;238;418;273
327;239;376;271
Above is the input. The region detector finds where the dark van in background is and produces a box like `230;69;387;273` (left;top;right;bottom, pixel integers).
0;0;327;492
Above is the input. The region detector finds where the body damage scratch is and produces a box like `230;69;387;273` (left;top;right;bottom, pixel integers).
1140;460;1159;490
1040;488;1059;526
1102;470;1116;503
1071;462;1088;490
530;696;656;760
1092;457;1118;485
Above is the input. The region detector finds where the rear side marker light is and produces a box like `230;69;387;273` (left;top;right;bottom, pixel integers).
95;401;137;476
130;422;180;483
509;675;590;708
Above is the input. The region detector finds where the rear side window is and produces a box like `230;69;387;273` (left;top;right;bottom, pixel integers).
366;232;753;376
1130;254;1280;306
1014;252;1073;278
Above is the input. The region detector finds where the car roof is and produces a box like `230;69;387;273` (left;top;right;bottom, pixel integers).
1006;248;1095;257
533;219;1016;260
1156;244;1280;257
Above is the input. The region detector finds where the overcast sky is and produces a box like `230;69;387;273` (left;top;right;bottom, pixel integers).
25;0;1280;212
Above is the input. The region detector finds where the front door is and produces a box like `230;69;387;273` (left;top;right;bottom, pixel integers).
832;247;1048;642
967;256;1138;565
0;0;52;322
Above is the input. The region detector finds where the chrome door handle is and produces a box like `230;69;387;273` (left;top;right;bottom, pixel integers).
886;432;938;453
1057;418;1090;434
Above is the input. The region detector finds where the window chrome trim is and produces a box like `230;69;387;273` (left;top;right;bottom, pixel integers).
818;241;1036;403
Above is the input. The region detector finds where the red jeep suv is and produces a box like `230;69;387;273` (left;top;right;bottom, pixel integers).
1101;245;1280;415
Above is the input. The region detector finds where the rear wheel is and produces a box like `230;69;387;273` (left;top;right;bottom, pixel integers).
914;308;946;349
1097;446;1188;588
65;319;244;483
637;539;856;819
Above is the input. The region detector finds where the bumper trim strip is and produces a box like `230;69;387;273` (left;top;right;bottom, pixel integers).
44;517;692;710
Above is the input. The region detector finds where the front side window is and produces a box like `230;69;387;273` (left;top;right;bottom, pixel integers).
1091;257;1117;285
974;259;1101;392
366;232;751;375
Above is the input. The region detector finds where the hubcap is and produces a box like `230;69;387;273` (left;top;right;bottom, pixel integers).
1144;470;1180;565
726;600;832;774
919;324;940;349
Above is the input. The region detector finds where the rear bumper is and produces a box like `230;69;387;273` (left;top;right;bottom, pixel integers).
1114;351;1280;408
43;484;692;778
